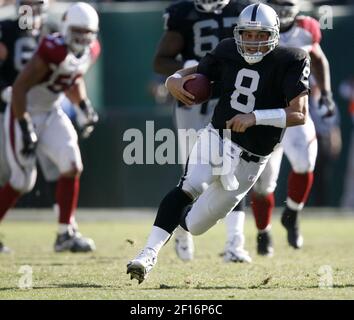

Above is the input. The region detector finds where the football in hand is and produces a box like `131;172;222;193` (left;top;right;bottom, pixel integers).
183;73;212;104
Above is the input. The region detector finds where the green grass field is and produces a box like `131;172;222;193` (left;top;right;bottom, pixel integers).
0;209;353;300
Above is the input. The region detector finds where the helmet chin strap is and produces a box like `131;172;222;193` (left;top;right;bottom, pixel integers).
244;52;264;64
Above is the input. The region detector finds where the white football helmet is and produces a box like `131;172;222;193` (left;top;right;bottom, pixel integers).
62;2;99;56
266;0;300;31
194;0;230;14
234;3;280;64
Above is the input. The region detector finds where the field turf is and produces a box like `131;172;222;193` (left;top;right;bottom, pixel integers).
0;209;353;300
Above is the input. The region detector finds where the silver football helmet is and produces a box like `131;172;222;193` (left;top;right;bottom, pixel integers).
234;3;280;64
266;0;300;31
194;0;230;14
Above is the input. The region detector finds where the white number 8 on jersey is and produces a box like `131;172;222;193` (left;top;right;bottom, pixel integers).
230;68;260;113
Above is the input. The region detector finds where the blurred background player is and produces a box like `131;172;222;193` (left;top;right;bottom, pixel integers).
153;0;252;263
339;76;354;208
251;0;337;255
0;0;49;252
0;2;99;253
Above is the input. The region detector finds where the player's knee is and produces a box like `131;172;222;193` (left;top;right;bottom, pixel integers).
253;180;277;196
187;215;215;236
9;172;36;194
291;157;315;173
188;223;208;236
288;141;317;173
61;166;83;178
57;145;83;177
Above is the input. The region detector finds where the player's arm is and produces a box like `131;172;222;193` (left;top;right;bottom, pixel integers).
65;77;98;138
310;43;335;117
65;76;87;104
0;37;10;103
310;44;331;93
153;31;185;76
0;22;8;66
0;42;10;103
227;92;307;133
283;92;308;126
165;42;224;106
11;54;49;155
164;65;198;105
0;42;8;66
11;54;49;119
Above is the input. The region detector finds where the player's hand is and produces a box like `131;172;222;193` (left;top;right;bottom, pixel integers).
75;99;99;139
318;91;336;119
226;114;256;133
18;115;37;157
165;74;196;106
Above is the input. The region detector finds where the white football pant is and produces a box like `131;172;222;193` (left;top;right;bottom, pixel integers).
254;115;317;195
179;124;269;235
3;106;83;193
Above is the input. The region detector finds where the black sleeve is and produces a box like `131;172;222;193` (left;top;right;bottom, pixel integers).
283;55;311;102
197;44;224;81
163;5;184;33
0;23;5;68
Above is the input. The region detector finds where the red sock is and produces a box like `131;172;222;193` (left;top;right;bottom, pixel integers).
56;176;80;224
0;183;20;221
251;192;275;231
287;171;314;208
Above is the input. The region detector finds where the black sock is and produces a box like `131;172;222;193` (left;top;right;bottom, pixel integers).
153;187;193;234
179;205;192;232
233;197;246;212
281;206;299;228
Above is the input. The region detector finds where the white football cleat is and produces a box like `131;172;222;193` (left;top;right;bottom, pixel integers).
224;234;252;263
174;227;194;261
54;229;96;253
127;248;157;284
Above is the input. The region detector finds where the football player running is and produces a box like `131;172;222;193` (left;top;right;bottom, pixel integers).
154;0;252;263
0;2;100;253
250;0;336;256
127;3;310;284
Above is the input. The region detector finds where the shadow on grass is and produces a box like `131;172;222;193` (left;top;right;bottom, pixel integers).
0;283;113;291
139;283;354;291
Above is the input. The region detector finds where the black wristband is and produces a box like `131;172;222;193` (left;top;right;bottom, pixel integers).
321;90;332;98
79;99;92;111
18;116;34;135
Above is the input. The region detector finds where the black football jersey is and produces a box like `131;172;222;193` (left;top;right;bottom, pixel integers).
197;39;311;156
164;0;247;61
0;20;40;107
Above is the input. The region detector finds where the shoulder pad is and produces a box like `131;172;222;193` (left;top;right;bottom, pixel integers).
36;34;67;65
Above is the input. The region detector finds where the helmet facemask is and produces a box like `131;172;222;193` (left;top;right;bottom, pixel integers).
234;26;279;64
194;0;230;14
65;26;97;57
